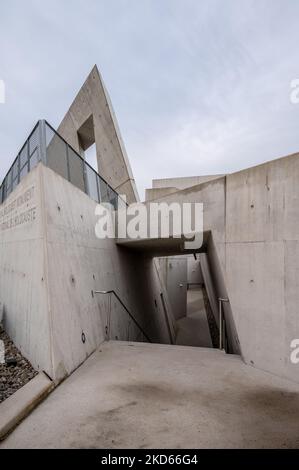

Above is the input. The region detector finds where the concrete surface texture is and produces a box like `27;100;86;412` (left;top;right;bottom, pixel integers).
152;175;225;191
0;372;53;440
2;341;299;449
0;163;176;382
2;62;299;403
225;154;299;381
187;256;203;285
57;65;139;204
145;175;225;203
150;153;299;382
175;287;212;348
157;256;211;347
145;187;179;202
43;163;176;380
0;167;52;373
158;257;187;320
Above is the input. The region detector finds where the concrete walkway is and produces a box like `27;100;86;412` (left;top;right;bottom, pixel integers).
1;341;299;449
176;288;212;347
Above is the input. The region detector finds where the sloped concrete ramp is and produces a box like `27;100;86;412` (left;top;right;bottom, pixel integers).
1;341;299;449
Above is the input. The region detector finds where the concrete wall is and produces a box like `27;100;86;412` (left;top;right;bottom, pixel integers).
0;163;173;382
0;167;52;376
146;176;226;265
187;256;203;285
145;187;178;202
206;234;240;354
152;175;225;191
145;175;225;203
225;153;299;381
42;164;173;380
152;153;299;382
157;254;204;321
158;257;187;320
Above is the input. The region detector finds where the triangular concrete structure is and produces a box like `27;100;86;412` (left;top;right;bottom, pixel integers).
58;65;139;203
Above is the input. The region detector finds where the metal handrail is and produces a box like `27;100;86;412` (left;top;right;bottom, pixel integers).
94;290;152;343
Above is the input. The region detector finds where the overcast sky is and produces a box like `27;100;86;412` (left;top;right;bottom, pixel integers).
1;0;299;199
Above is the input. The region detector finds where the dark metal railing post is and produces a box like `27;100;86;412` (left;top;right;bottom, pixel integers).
26;136;30;173
39;120;47;165
96;174;101;203
66;143;71;183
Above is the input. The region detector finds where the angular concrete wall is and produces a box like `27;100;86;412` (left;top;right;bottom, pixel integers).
146;175;225;202
187;256;203;285
206;234;240;354
57;65;139;204
145;187;179;202
225;153;299;381
152;153;299;382
0;167;52;377
145;176;226;268
0;164;173;382
158;257;187;320
152;175;225;191
42;162;173;380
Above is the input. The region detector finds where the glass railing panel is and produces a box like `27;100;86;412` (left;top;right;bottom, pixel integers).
45;123;53;147
12;158;19;191
85;164;99;202
20;162;29;181
6;183;12;198
6;170;12;194
98;176;109;203
0;119;127;207
46;125;68;180
117;193;127;212
108;186;118;210
29;125;39;157
0;122;41;205
19;143;28;170
29;148;39;171
12;177;18;191
68;147;86;193
12;157;19;182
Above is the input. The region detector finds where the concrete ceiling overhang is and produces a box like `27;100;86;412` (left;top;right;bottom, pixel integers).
116;231;210;257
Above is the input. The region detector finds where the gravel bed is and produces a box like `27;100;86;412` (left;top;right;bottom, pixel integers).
0;324;38;404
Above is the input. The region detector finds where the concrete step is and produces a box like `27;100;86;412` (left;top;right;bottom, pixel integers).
109;340;241;362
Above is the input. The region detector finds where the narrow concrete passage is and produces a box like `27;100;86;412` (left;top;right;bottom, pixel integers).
175;287;213;347
2;341;299;449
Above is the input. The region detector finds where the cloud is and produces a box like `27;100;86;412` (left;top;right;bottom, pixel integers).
1;0;299;200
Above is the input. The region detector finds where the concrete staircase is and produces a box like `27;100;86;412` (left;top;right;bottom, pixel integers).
175;286;213;348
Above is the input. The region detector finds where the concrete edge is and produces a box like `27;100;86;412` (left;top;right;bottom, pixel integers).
0;372;54;441
106;340;241;356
